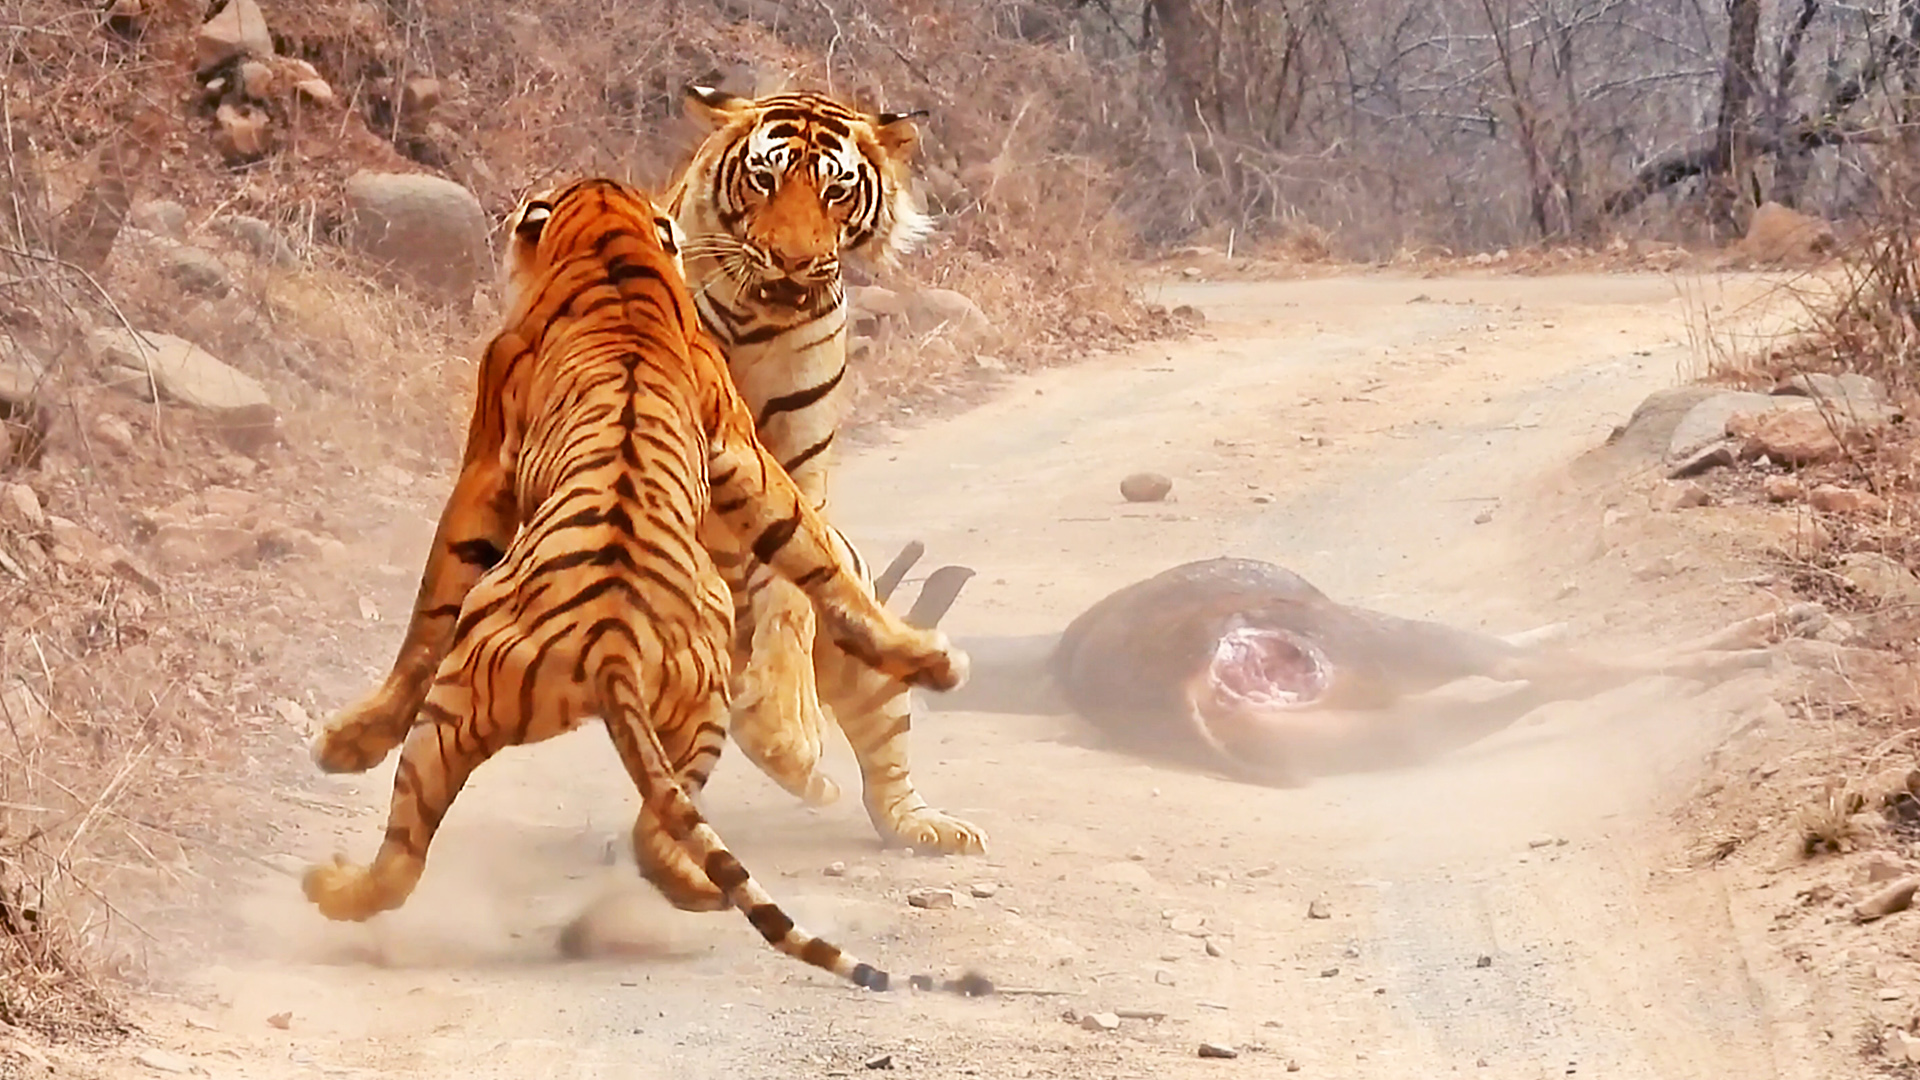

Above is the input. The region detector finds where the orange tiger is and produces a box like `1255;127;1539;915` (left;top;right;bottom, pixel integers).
301;176;975;991
665;85;986;857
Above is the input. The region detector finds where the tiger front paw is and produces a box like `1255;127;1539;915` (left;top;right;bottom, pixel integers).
899;629;968;693
824;617;969;692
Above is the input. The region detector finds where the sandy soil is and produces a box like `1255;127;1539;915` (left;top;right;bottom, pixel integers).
80;268;1874;1080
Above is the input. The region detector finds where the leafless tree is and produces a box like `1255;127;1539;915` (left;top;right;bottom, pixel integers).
385;0;1920;256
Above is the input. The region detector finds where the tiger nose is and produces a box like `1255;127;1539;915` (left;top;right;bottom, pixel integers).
769;248;828;278
767;247;811;274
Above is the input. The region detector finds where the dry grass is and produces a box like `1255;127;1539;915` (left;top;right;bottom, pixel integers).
0;94;501;1043
0;1;1182;1033
1797;776;1870;857
1691;163;1920;602
1657;153;1920;896
3;0;1190;440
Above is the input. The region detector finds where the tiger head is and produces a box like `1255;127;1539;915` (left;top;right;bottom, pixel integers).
675;85;932;305
499;176;689;314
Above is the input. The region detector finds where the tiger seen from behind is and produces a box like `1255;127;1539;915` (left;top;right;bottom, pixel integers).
300;176;975;991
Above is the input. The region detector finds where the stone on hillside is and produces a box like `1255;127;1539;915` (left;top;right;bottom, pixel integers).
196;0;273;69
1650;479;1711;511
1762;475;1803;503
344;171;489;302
2;483;45;530
209;213;297;266
155;241;232;298
1665;440;1735;479
47;516;107;569
1728;408;1843;466
91;414;136;455
1837;552;1920;607
1808;483;1886;516
280;58;336;106
904;287;997;348
1773;372;1889;411
1604;385;1720;461
87;328;278;451
1666;391;1800;462
295;77;336;106
128;199;187;238
214;101;271;159
101;364;155;402
402;77;443;115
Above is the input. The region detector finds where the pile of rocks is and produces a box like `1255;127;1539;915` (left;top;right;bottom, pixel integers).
192;0;337;161
1659;372;1898;478
181;1;492;301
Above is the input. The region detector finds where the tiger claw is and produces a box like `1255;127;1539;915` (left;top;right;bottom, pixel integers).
876;807;989;856
906;630;968;693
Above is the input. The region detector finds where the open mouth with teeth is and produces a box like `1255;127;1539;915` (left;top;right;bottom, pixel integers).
752;278;819;305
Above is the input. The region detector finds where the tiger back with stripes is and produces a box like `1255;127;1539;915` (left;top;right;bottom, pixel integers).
300;176;975;991
665;85;987;857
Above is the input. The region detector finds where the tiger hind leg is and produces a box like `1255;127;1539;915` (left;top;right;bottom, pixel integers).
595;662;891;989
630;679;735;913
817;640;989;856
724;568;842;808
303;624;578;922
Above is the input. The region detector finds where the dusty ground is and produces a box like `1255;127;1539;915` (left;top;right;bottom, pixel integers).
58;268;1880;1079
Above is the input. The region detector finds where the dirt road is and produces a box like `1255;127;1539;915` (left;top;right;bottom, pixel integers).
110;269;1860;1079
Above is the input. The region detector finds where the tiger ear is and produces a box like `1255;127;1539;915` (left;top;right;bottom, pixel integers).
512;201;553;244
684;84;751;129
871;108;926;162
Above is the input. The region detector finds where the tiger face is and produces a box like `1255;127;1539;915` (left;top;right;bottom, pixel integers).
501;179;687;312
678;86;931;304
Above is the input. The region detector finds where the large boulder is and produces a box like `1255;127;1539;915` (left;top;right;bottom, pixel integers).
1665;391;1797;462
88;328;279;452
1601;385;1719;460
903;287;997;348
1728;407;1843;466
343;171;489;302
1772;371;1891;413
